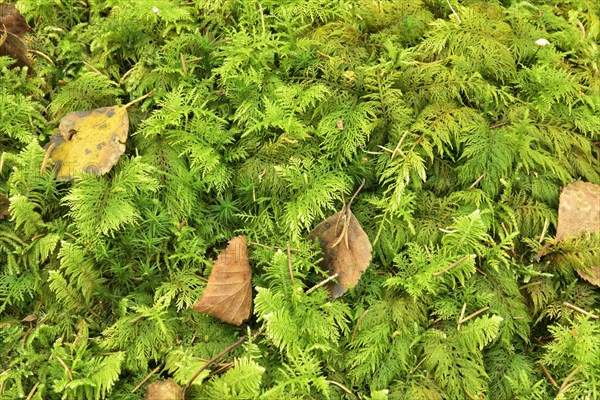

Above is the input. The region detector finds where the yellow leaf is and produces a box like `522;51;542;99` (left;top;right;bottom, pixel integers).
47;106;128;180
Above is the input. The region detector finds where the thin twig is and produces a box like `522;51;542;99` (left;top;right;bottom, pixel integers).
131;366;160;393
347;178;366;209
563;302;598;319
433;255;471;276
457;303;467;331
534;242;551;261
287;242;295;285
21;323;33;349
0;320;18;329
411;355;429;373
468;174;485;189
40;142;55;175
540;363;558;388
490;121;509;129
128;314;144;324
391;130;409;159
317;50;331;59
306;273;338;294
363;150;384;155
184;335;248;390
28;49;54;65
247;241;299;252
258;4;265;36
327;380;354;396
460;306;490;326
124;91;154;108
351;309;370;342
539;218;549;243
25;381;40;400
446;0;461;23
55;355;73;380
558;380;581;397
558;366;581;395
377;145;394;154
180;52;187;74
64;232;78;241
83;61;107;77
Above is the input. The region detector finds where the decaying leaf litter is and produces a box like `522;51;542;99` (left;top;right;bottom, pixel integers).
0;3;34;74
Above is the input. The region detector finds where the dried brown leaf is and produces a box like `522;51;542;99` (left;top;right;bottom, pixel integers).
0;3;32;37
556;181;600;286
556;181;600;241
0;27;33;73
46;106;128;180
192;236;252;325
0;193;9;220
145;379;184;400
308;207;372;297
0;4;34;74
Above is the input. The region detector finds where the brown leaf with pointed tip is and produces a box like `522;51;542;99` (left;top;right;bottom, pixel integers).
308;207;372;297
46;106;128;180
192;236;252;325
145;379;184;400
556;181;600;286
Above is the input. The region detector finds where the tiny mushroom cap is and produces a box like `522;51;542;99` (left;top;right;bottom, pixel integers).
535;38;550;46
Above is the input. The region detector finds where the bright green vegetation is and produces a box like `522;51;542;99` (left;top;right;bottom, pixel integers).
1;0;599;399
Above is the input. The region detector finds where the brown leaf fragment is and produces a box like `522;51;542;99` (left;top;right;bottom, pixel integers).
556;181;600;286
0;193;9;219
145;379;184;400
0;4;35;75
46;106;128;180
0;27;33;73
308;206;372;298
192;236;252;325
556;181;600;241
0;3;32;37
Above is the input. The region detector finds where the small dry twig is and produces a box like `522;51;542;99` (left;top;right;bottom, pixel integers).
287;242;295;285
184;335;248;391
306;273;339;294
540;363;558;388
458;305;490;330
557;366;581;396
433;255;471;277
55;355;73;381
131;366;160;393
563;302;598;319
351;309;370;342
25;381;40;400
468;174;485;189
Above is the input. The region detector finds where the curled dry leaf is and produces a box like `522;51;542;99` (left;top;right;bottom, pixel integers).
308;205;372;298
46;106;128;180
145;379;184;400
556;181;600;286
192;236;252;325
